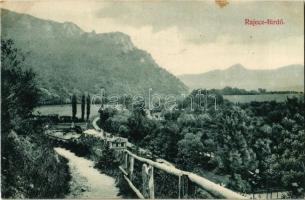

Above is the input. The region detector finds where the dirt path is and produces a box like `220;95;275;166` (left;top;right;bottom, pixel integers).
54;147;121;199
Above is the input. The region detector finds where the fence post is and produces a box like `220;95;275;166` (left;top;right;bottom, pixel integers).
178;175;181;199
142;164;149;198
181;174;189;198
129;156;134;180
187;176;196;197
124;152;128;169
179;174;196;198
141;164;154;199
148;166;154;199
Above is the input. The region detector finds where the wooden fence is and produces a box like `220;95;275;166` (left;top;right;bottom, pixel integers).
117;149;247;199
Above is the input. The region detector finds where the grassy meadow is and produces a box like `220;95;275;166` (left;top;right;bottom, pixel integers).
223;93;303;103
34;104;102;118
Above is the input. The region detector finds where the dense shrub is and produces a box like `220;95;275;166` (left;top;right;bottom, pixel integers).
95;144;119;176
1;131;70;198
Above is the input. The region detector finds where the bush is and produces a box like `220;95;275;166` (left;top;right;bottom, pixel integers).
95;144;119;176
1;131;70;198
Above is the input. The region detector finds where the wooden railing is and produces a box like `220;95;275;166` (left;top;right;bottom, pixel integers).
89;119;247;199
117;149;247;199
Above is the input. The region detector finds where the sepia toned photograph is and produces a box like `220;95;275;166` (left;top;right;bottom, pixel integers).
0;0;304;199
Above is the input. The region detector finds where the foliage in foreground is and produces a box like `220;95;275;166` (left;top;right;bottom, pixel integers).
2;131;70;198
1;39;71;198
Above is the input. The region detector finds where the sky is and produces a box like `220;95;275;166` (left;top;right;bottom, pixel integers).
1;0;304;75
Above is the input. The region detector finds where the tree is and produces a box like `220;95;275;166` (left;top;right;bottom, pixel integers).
99;107;117;125
1;39;39;134
71;94;77;121
258;88;266;94
146;122;180;160
177;113;196;127
96;143;119;174
86;94;91;121
213;106;257;192
81;94;85;121
0;40;74;198
125;99;148;142
177;132;205;170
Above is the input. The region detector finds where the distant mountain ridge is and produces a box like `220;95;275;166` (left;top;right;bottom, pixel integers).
179;64;304;92
1;9;187;104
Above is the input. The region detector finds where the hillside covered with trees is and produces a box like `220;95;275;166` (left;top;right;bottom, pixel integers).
1;9;187;104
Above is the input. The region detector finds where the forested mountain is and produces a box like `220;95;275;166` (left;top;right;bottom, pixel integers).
1;9;187;104
179;64;304;92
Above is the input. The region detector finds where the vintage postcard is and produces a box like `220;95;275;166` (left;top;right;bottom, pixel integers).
1;0;304;199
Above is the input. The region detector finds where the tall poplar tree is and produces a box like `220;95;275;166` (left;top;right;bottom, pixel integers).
72;94;77;122
86;94;91;121
81;94;85;121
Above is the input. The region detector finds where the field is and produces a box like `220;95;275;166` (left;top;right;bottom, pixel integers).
223;93;303;103
34;93;304;116
34;104;101;118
